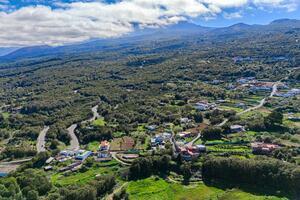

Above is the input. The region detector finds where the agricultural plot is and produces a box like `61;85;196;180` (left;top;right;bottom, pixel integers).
127;177;285;200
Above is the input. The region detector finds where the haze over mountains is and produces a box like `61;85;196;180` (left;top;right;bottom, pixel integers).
0;18;299;62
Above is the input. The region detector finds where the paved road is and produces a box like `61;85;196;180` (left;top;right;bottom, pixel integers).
0;158;32;165
186;132;201;147
106;182;128;200
82;105;100;124
36;126;49;153
67;105;100;151
67;124;80;151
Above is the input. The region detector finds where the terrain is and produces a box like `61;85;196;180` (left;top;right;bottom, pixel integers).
0;19;299;200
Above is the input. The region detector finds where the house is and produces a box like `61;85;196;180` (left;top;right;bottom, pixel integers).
147;125;157;131
59;162;82;172
179;146;201;161
99;140;110;151
44;166;53;171
60;150;76;157
250;82;274;92
178;131;192;138
121;154;139;160
275;88;300;98
230;125;245;133
45;157;54;164
236;103;246;109
162;132;172;139
237;77;255;84
179;145;205;161
195;101;216;111
75;150;92;160
195;145;206;152
98;151;111;158
180;117;191;124
151;135;164;146
251;142;280;154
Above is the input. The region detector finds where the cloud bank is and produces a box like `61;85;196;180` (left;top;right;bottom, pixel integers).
0;0;298;47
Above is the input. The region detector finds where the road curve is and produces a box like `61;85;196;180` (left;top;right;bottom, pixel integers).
186;132;202;147
66;124;80;151
66;105;100;151
218;82;279;126
36;126;49;153
82;105;100;124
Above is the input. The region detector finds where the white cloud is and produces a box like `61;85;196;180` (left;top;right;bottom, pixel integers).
253;0;298;11
223;11;243;19
0;0;298;47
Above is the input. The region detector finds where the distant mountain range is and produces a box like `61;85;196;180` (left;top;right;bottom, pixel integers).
1;18;299;62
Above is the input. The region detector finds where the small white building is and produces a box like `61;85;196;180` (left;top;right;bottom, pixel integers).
230;125;245;133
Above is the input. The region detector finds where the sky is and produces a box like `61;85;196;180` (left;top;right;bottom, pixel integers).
0;0;299;47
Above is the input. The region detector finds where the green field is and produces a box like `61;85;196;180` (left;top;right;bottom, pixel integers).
51;160;119;186
127;177;287;200
92;118;106;127
2;112;9;120
87;141;100;151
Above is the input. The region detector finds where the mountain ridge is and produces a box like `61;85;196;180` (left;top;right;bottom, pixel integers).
1;18;299;62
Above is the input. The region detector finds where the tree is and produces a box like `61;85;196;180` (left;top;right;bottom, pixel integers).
193;112;203;123
264;110;283;129
201;127;222;141
180;162;192;184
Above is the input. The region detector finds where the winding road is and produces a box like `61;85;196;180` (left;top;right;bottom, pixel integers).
36;126;50;153
36;105;100;152
66;124;80;151
66;105;100;151
217;82;280;126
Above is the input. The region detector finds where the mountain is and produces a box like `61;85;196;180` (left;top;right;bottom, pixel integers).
1;19;299;62
0;47;19;57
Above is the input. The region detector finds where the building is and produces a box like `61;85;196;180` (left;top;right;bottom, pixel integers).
195;145;206;152
178;131;192;138
195;101;216;111
251;142;280;155
250;82;274;92
75;150;93;161
147;125;157;131
179;146;204;161
98;151;111;158
151;135;164;146
236;103;246;109
99;140;110;151
180;117;191;124
60;150;76;157
44;166;53;171
237;77;255;84
230;125;245;133
45;157;54;164
121;154;139;160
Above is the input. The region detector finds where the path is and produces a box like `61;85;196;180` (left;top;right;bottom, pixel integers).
66;105;100;151
82;105;99;124
66;124;80;151
106;182;128;200
36;126;49;153
110;152;131;166
186;132;201;147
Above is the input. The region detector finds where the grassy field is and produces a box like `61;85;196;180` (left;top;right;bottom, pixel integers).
127;177;286;200
92;118;106;127
87;141;100;151
51;160;119;186
2;112;9;120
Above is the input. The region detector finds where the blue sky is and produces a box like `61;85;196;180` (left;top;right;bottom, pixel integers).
0;0;299;47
